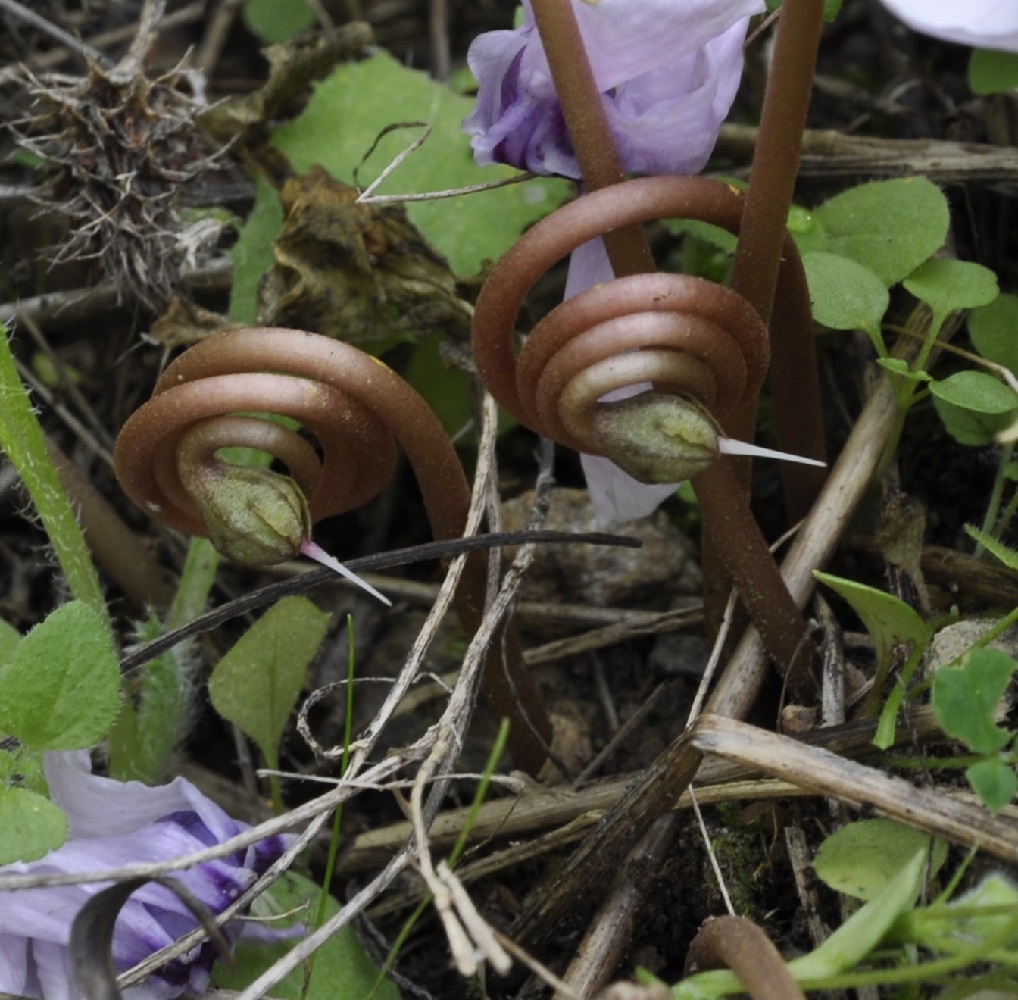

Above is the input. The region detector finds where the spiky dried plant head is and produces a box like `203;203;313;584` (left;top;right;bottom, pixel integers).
12;12;227;310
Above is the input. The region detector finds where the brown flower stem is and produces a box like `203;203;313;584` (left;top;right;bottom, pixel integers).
525;1;818;673
114;328;552;774
474;181;812;673
727;0;826;475
701;0;826;636
528;0;654;277
685;916;806;1000
692;459;810;679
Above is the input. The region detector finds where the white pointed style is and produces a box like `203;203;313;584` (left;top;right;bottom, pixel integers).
299;538;393;606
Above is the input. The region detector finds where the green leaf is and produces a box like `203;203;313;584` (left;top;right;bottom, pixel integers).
229;174;284;323
969;292;1018;375
243;0;315;44
0;602;120;750
0;619;20;666
876;357;931;383
0;785;68;863
813;820;946;901
815;572;929;747
107;616;193;784
969;49;1018;96
814;571;929;663
675;840;929;997
802;251;889;336
211;870;400;1000
903;259;998;330
930;371;1018;446
932;647;1016;754
813;177;949;287
965;524;1018;571
208;596;330;770
966;759;1018;814
791;845;927;978
271;51;571;276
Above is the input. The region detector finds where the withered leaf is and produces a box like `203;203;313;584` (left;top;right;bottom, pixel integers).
258;166;472;346
199;22;374;143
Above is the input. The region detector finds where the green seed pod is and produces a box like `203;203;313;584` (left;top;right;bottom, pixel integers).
593;392;720;483
188;465;311;566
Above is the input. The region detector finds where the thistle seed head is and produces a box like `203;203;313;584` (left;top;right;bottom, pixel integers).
12;28;226;310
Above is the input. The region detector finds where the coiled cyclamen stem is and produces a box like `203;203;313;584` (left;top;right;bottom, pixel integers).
114;327;552;775
474;176;777;481
472;174;821;675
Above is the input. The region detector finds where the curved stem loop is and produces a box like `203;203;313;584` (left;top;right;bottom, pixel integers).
115;328;552;774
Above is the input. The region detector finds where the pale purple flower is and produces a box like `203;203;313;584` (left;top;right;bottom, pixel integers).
465;0;763;179
0;751;292;1000
877;0;1018;53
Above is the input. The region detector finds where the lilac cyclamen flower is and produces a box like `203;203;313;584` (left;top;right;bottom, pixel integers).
464;0;764;179
466;0;774;525
876;0;1018;53
0;751;292;1000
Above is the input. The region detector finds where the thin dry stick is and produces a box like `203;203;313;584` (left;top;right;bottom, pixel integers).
556;812;679;1000
231;399;549;996
337;705;953;875
690;714;1018;864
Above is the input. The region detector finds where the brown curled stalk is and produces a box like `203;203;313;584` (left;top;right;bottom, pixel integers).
475;0;827;681
685;916;807;1000
472;175;815;674
113;327;552;775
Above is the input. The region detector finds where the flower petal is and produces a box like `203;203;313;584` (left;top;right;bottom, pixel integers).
581;453;679;527
0;753;294;999
464;0;761;178
877;0;1018;52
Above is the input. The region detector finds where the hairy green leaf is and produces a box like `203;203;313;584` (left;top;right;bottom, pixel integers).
970;292;1018;374
813;820;946;901
903;259;998;329
0;602;120;750
802;251;888;336
931;371;1018;446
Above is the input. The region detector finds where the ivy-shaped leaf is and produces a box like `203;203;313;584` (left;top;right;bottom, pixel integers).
802;251;888;338
812;177;949;287
208;596;331;771
813;819;946;901
271;50;571;276
966;759;1018;815
969;292;1018;375
930;371;1018;447
932;647;1016;755
903;259;998;331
